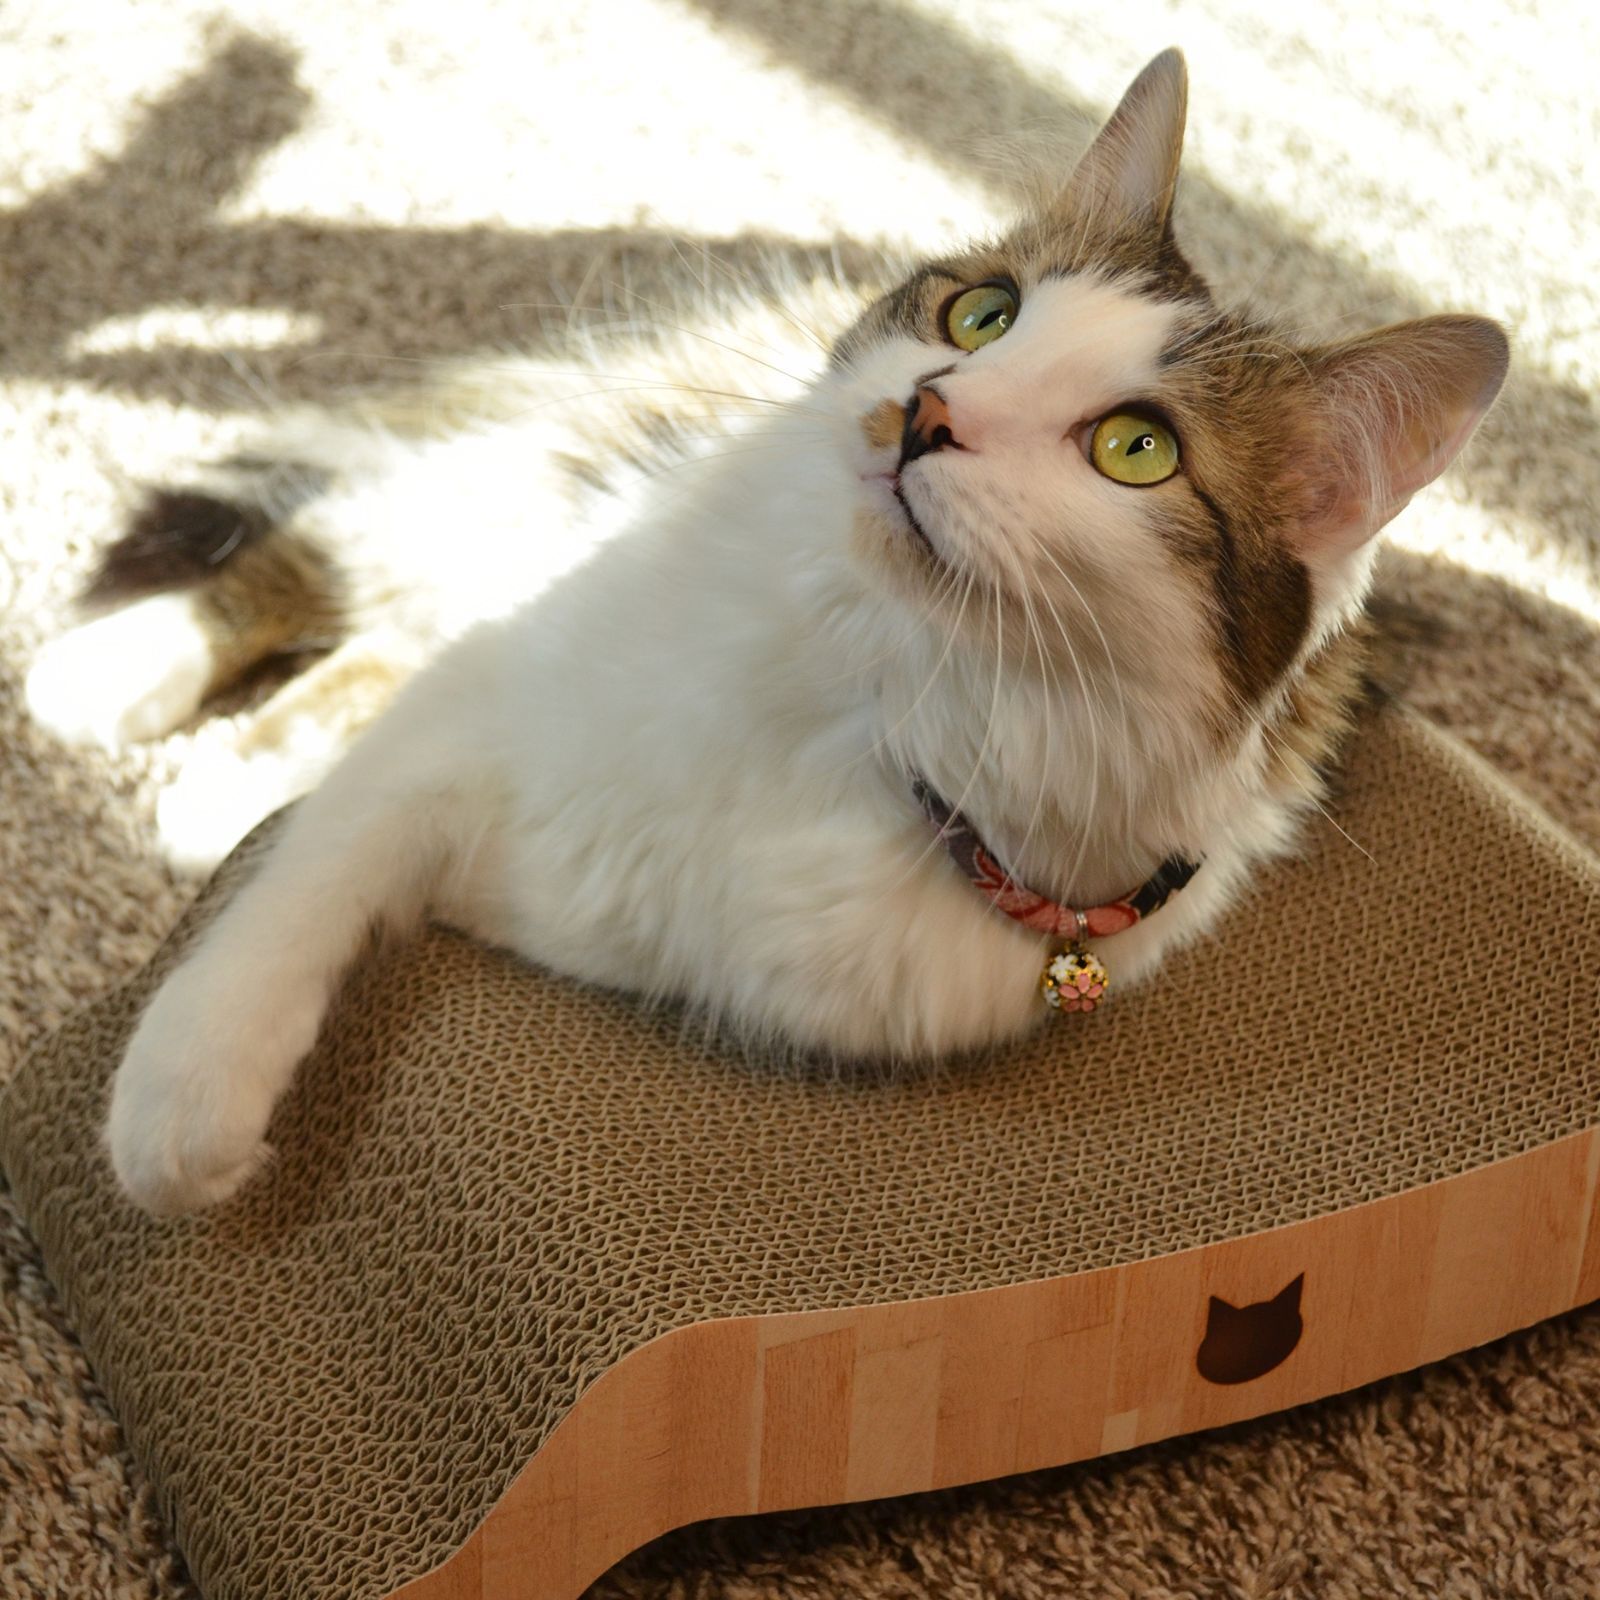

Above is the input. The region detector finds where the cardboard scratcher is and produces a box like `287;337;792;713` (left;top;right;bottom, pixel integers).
3;704;1599;1600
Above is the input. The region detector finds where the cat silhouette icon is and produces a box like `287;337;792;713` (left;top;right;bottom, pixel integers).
1196;1274;1305;1385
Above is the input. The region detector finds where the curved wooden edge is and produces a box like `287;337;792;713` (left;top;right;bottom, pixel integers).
389;1127;1600;1600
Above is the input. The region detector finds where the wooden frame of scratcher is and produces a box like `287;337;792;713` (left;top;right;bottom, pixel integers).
393;1130;1600;1600
3;704;1598;1600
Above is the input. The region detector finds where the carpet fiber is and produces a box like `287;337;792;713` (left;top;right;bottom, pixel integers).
3;2;1598;1596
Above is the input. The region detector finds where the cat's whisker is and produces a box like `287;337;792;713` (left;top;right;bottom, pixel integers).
324;353;838;422
585;229;794;369
501;297;807;368
562;249;609;346
1013;535;1132;885
1024;576;1100;902
525;290;824;392
599;267;830;362
604;435;835;499
625;319;818;392
838;563;978;781
512;381;836;425
667;234;838;357
1027;539;1139;760
930;581;1012;880
1232;687;1377;864
806;560;969;696
871;578;1015;904
1016;550;1104;886
1009;580;1068;896
656;229;738;329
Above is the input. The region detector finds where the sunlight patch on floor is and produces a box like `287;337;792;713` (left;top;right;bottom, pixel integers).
68;306;325;361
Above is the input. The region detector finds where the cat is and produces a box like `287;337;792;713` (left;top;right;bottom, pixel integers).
29;50;1507;1215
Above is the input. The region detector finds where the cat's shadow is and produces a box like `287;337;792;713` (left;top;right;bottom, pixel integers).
0;28;886;411
4;14;1595;573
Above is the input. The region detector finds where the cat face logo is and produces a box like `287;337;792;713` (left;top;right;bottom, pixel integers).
1195;1274;1304;1385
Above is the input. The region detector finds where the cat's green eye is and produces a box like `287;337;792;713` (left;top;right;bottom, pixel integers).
945;284;1017;351
1089;410;1180;486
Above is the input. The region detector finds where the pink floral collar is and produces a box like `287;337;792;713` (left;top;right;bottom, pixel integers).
910;777;1201;943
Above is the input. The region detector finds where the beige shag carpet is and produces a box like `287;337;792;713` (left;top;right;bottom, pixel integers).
3;1;1598;1595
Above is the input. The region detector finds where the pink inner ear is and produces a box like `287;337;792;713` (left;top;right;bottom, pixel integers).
1389;404;1495;505
1295;317;1509;561
1304;410;1480;559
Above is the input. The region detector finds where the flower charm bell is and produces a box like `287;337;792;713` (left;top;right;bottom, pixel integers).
1041;946;1109;1014
910;773;1197;1018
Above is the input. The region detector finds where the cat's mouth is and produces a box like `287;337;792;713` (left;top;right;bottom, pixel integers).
892;479;943;565
864;469;945;568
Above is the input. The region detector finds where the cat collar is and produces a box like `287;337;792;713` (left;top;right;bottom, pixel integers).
910;777;1200;1015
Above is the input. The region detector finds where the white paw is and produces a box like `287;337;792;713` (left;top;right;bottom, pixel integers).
105;961;318;1216
157;744;303;874
26;594;214;748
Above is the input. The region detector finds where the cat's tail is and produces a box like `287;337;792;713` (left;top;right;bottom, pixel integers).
104;638;500;1215
28;412;389;753
25;474;347;752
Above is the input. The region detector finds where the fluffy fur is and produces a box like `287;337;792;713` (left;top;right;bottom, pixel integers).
27;52;1507;1215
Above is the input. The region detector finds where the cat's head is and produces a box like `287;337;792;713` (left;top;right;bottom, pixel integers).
826;50;1507;746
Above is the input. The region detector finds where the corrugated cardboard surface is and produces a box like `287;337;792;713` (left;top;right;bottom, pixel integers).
5;706;1597;1600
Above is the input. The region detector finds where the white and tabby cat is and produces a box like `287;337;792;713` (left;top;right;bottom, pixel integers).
30;51;1507;1215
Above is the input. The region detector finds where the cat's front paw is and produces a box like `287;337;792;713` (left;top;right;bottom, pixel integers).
108;1107;271;1219
105;968;304;1216
26;595;215;748
107;1069;273;1218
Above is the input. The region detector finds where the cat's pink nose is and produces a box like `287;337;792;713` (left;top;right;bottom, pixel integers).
899;384;964;468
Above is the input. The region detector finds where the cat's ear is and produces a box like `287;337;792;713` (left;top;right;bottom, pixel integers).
1054;49;1188;235
1272;1274;1305;1313
1293;315;1509;560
